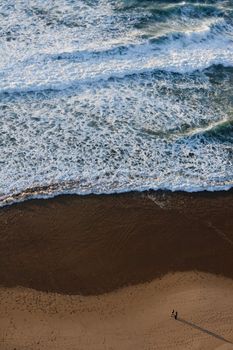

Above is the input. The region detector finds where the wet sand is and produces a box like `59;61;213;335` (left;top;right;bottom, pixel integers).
0;191;233;349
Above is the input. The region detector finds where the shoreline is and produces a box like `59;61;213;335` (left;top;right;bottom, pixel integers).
1;185;233;209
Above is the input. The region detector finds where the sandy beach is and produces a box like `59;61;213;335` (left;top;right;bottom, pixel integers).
1;0;233;348
0;191;233;349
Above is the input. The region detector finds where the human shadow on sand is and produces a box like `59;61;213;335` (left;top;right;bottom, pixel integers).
177;318;233;344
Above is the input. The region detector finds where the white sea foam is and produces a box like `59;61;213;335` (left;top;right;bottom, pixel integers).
0;20;233;94
0;72;232;205
0;1;233;94
0;0;233;205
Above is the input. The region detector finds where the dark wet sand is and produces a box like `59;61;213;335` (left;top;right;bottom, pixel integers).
0;190;233;295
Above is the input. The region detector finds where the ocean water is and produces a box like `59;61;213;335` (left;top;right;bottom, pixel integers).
0;0;233;206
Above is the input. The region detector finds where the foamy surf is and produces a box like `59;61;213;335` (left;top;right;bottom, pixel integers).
0;0;233;206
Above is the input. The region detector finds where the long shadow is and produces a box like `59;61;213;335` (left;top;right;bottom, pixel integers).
177;318;233;344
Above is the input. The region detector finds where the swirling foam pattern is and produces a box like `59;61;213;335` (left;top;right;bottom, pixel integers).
0;0;233;205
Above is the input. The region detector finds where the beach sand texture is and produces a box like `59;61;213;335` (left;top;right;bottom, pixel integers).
0;191;233;349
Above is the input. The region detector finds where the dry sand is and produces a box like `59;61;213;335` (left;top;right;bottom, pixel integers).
0;191;233;349
0;272;233;350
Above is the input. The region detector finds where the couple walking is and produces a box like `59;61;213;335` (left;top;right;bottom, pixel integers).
171;310;178;320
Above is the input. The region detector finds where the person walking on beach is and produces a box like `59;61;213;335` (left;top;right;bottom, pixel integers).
171;310;178;320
